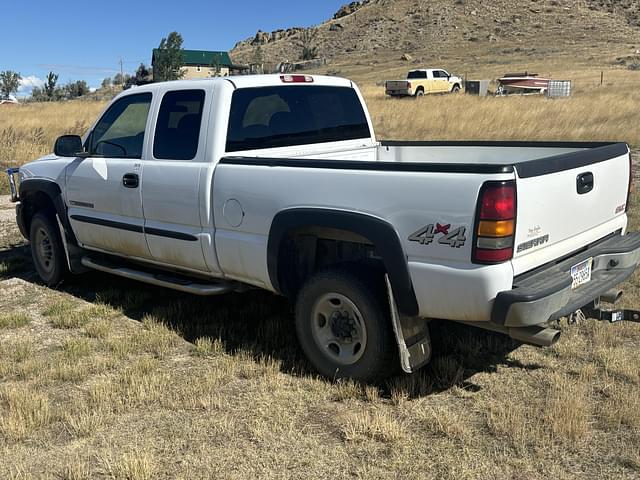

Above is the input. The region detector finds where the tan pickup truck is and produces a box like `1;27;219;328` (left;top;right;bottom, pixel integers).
385;69;462;97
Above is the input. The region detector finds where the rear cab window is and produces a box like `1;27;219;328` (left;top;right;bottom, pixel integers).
407;71;427;79
226;86;371;152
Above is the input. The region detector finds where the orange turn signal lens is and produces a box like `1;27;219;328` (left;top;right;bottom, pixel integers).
478;220;514;238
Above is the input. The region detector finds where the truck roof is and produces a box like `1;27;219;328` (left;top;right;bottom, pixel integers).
122;74;354;96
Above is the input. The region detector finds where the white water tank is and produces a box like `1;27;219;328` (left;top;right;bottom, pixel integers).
547;80;572;98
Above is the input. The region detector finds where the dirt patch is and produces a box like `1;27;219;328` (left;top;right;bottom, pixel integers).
0;195;15;222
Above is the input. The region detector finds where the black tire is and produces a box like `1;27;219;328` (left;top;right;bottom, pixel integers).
451;84;461;93
415;88;425;97
295;266;397;381
29;213;67;286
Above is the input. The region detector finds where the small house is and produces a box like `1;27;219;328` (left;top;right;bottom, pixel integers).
152;49;241;80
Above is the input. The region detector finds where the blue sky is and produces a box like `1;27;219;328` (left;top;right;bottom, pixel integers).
1;0;347;96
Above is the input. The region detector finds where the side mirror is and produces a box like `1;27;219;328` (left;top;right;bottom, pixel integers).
54;135;84;157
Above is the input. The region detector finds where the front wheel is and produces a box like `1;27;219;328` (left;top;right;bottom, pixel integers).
30;213;67;286
451;84;461;93
295;267;396;381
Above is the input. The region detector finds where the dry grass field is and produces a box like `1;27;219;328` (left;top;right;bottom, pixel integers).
362;74;640;147
0;102;105;172
1;67;640;479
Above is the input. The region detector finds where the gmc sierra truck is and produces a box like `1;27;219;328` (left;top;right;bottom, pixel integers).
385;69;462;97
6;74;640;381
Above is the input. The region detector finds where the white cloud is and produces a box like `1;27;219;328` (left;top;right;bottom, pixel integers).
17;75;45;97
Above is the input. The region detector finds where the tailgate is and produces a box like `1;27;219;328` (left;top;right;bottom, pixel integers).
386;80;409;90
512;143;631;275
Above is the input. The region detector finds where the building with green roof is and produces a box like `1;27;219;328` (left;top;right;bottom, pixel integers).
152;49;246;80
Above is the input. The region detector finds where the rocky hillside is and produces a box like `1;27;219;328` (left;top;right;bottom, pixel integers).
230;0;640;66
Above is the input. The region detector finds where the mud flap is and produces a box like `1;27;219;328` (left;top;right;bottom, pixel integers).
385;274;432;373
56;214;89;274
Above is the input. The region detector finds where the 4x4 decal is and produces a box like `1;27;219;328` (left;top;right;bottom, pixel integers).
408;224;466;248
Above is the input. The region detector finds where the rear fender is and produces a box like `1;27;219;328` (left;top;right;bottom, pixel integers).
267;208;420;317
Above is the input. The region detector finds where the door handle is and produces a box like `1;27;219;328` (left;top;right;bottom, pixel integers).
576;172;594;195
123;173;139;188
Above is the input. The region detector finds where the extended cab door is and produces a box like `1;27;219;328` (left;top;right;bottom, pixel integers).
141;88;216;273
408;70;429;94
65;92;153;259
432;70;450;93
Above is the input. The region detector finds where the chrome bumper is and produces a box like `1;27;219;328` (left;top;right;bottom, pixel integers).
5;167;19;202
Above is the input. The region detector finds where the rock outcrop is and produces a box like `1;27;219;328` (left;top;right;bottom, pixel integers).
333;1;371;19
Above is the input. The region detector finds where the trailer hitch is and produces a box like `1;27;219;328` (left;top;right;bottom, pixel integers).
580;298;640;323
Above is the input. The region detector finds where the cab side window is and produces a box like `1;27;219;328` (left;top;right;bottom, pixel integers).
153;90;205;160
89;93;152;158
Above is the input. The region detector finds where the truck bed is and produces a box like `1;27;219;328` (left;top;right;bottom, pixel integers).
216;139;630;320
377;140;627;168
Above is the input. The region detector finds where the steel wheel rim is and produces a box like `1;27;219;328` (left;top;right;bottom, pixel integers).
310;292;367;366
34;227;54;274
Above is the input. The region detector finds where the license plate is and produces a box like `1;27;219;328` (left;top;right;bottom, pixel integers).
570;258;593;289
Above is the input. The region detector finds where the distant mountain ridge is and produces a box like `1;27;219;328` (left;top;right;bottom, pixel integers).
230;0;640;66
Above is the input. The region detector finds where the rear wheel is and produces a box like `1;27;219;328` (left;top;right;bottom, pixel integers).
295;267;396;381
415;88;425;97
30;213;67;286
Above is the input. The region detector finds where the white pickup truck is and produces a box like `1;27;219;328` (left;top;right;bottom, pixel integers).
6;74;640;381
385;69;463;97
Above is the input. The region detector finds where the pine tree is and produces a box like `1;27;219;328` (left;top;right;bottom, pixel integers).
0;71;21;100
44;72;58;100
154;32;185;81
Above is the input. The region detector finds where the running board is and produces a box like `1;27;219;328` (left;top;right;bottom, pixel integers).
80;257;234;296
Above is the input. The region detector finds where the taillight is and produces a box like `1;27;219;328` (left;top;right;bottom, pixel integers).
280;75;314;83
407;81;412;89
473;181;516;264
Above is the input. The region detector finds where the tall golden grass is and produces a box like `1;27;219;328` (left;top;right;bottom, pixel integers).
0;102;105;169
360;71;640;145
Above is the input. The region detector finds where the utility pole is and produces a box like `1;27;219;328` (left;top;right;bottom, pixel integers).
119;57;124;87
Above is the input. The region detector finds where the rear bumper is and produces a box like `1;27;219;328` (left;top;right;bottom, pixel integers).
492;232;640;327
385;90;412;96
